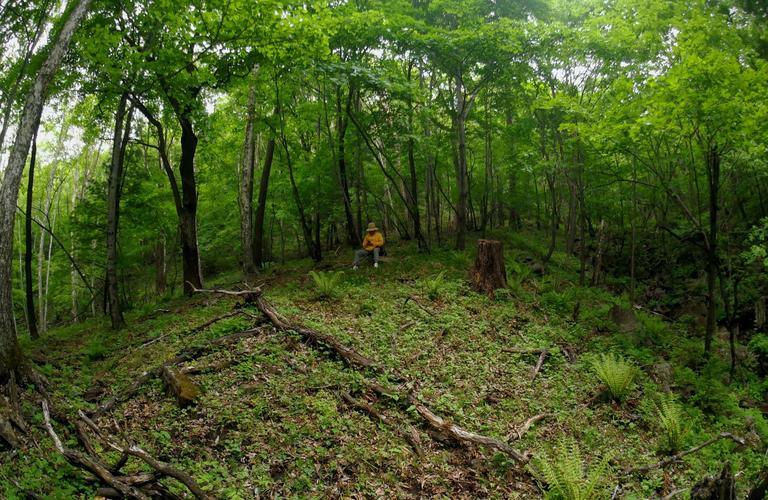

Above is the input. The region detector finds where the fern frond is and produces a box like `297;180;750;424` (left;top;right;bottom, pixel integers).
591;353;636;402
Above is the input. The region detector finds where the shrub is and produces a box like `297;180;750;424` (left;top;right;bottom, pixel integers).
654;395;687;454
422;271;446;300
530;437;611;500
308;271;344;299
592;353;636;402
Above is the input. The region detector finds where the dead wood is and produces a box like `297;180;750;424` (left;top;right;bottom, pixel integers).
188;282;260;303
194;285;531;463
160;366;200;407
503;348;550;382
339;391;423;457
79;411;212;500
507;414;550;441
42;402;149;499
403;295;435;316
96;326;268;415
255;294;389;375
623;432;745;476
471;239;507;298
405;391;528;462
747;467;768;500
530;351;548;381
181;358;236;375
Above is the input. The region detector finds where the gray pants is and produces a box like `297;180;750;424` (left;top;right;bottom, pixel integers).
354;247;380;266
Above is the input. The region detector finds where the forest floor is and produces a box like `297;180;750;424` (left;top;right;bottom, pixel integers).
1;231;766;499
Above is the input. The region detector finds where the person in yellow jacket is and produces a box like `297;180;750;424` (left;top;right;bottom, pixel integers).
353;222;385;269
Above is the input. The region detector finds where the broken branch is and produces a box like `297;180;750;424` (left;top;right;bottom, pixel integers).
622;432;746;476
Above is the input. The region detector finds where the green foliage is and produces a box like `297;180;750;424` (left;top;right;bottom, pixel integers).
308;270;344;299
84;334;110;361
654;395;687;454
422;271;446;300
506;258;532;297
591;353;636;402
529;438;611;500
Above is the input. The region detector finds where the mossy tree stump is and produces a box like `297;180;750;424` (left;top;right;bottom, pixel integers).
471;239;507;298
161;366;200;408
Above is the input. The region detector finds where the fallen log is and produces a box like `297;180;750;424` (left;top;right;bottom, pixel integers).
42;402;149;499
623;432;745;476
79;411;212;500
405;391;527;462
339;391;423;458
161;366;200;407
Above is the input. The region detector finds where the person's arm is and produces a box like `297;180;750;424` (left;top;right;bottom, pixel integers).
373;233;384;247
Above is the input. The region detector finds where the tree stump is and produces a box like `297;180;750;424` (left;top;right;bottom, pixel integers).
471;239;507;298
691;463;736;500
161;366;200;408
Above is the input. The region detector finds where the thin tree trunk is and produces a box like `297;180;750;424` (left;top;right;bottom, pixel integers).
337;85;358;246
106;93;133;329
24;136;38;339
42;189;59;330
704;146;721;356
253;136;275;268
454;77;469;251
0;0;92;380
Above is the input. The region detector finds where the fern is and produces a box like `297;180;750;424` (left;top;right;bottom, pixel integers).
422;271;446;300
655;394;686;454
308;270;344;299
530;437;611;500
591;353;636;402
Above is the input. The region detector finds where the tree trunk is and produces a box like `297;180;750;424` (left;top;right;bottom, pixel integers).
454;74;469;251
337;85;359;246
253;137;275;268
704;146;720;356
106;93;133;329
177;116;203;295
0;0;92;381
24;136;38;339
239;73;258;278
471;239;507;298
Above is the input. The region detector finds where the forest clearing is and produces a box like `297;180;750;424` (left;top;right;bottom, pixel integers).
1;0;768;498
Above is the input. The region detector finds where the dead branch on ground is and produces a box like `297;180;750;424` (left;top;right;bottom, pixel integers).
622;432;746;476
79;411;212;499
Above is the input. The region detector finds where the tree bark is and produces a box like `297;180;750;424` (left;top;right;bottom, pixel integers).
106;93;133;329
239;70;258;277
24;136;38;339
253;137;275;268
704;146;720;356
0;0;92;380
454;73;469;251
471;239;507;298
337;85;359;246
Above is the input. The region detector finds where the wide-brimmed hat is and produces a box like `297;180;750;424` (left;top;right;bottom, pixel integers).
366;222;378;232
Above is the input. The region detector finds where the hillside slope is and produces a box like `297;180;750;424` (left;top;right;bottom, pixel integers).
1;233;765;498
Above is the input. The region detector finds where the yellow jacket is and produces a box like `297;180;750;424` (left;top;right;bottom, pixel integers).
362;231;384;251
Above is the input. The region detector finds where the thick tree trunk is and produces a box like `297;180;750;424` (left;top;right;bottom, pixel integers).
24;137;38;339
178;116;203;295
471;239;507;298
253;138;275;268
0;0;92;380
106;93;133;329
239;71;258;277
